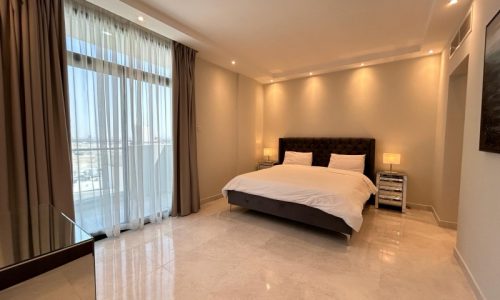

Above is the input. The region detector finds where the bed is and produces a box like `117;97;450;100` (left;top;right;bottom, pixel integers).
223;137;376;238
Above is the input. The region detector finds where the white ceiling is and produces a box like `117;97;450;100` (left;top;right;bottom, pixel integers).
91;0;472;83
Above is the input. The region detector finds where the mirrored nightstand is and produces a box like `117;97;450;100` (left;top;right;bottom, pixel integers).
375;171;408;212
257;161;278;170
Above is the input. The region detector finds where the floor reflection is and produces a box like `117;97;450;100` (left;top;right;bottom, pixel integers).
93;198;474;300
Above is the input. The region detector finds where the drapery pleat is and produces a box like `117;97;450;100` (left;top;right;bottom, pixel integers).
172;42;200;216
0;0;74;262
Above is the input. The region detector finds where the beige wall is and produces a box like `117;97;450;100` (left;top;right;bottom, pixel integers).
263;55;441;205
195;58;263;202
432;49;469;226
443;0;500;299
237;74;265;174
436;65;467;224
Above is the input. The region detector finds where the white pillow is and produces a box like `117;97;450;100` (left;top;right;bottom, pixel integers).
283;151;313;166
328;154;366;173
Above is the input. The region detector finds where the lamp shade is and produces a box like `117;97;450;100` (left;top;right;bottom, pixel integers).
383;153;401;165
263;148;272;157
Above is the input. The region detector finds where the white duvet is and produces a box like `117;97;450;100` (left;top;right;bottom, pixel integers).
222;165;378;232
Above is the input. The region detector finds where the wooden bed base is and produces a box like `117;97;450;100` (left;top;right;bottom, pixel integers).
226;137;376;238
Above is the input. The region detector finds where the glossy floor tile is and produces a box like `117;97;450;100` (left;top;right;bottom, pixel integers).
93;198;474;300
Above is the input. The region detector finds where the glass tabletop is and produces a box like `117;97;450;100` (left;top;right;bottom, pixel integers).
0;203;93;270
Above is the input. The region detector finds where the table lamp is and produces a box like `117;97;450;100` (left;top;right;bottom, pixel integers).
263;148;272;161
383;153;400;172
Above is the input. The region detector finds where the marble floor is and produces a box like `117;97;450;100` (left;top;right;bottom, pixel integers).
93;198;474;300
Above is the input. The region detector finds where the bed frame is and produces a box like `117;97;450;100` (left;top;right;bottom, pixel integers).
227;137;376;238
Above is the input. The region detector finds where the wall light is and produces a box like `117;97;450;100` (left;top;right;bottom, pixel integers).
383;153;401;172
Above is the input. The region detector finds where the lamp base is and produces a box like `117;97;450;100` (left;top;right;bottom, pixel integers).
386;164;397;173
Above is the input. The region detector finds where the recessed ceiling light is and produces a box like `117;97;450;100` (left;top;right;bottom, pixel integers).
360;63;365;67
138;16;144;22
309;72;313;76
270;79;274;83
449;0;458;5
428;50;434;54
231;60;236;65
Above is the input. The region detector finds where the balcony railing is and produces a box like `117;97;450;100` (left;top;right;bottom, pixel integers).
71;141;173;234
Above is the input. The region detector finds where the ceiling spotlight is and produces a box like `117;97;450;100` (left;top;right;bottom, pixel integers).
231;60;236;65
449;0;458;5
309;72;313;76
270;79;274;83
361;63;365;67
428;50;434;54
138;16;144;22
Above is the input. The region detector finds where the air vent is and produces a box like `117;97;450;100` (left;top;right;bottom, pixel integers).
450;11;472;57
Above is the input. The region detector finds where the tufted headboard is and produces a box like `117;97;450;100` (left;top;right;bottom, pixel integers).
278;137;376;182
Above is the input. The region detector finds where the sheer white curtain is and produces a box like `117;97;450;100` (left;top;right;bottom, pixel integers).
64;0;173;237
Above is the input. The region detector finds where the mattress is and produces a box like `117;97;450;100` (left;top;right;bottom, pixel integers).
222;164;377;231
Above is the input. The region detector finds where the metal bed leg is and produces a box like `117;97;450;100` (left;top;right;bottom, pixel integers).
345;233;352;246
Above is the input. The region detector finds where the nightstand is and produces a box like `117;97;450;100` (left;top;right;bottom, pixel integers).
375;171;407;212
257;161;277;170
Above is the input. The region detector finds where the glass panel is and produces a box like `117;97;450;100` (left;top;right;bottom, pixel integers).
69;66;127;234
0;204;93;270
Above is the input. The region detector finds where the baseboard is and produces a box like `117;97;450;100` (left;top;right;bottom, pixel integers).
406;202;433;211
406;202;458;229
431;206;458;229
453;247;485;300
201;193;223;205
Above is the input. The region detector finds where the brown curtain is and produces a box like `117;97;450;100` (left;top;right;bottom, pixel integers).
172;41;200;216
0;0;74;260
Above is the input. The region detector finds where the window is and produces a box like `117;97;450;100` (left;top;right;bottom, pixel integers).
64;0;173;236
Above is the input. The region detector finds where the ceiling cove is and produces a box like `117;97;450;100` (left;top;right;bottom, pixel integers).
90;0;472;83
